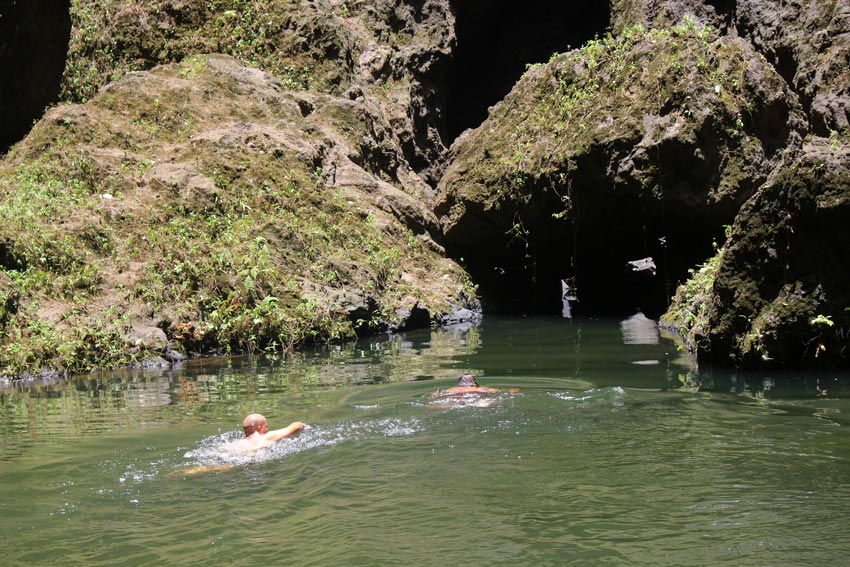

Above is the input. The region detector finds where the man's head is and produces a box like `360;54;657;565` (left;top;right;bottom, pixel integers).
242;413;269;436
457;374;480;387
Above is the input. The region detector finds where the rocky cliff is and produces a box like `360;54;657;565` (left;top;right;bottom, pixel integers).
436;20;805;315
1;0;849;376
436;1;850;367
0;3;476;377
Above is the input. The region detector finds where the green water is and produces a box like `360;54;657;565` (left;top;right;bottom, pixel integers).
2;317;849;566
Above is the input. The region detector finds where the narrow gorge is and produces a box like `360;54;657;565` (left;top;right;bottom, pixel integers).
1;0;848;377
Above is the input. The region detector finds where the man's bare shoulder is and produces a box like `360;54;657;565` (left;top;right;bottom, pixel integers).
435;386;500;396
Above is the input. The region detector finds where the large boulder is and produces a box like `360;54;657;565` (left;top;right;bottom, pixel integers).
436;20;805;314
58;0;455;184
610;0;850;137
668;138;850;367
656;1;850;367
0;54;475;377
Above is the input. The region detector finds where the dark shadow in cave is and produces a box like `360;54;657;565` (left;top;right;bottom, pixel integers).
451;186;732;321
0;0;71;153
445;0;610;141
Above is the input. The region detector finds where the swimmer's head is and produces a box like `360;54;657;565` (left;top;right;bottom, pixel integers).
242;413;269;436
457;374;480;387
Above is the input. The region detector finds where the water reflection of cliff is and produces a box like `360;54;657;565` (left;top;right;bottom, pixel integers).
0;325;482;440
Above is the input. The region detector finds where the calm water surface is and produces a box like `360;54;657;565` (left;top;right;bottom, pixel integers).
2;317;849;566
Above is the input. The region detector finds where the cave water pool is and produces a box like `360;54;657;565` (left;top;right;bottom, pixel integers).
2;316;850;566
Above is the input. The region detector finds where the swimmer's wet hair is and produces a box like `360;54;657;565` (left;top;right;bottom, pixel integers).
457;374;480;387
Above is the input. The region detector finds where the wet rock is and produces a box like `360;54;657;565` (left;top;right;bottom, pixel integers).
620;311;660;345
702;138;850;367
435;302;484;328
139;355;171;369
164;347;187;363
435;23;805;315
387;299;431;332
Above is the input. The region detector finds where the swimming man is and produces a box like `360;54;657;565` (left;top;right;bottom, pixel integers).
169;413;305;477
435;373;502;396
236;413;305;452
429;374;521;408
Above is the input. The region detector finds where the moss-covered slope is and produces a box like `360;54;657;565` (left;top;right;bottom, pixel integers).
61;0;455;182
0;55;474;378
439;20;802;236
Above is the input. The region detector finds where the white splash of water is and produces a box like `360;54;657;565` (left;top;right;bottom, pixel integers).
183;417;423;467
549;386;625;403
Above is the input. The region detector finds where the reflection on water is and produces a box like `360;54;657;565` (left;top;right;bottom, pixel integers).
2;317;850;567
3;317;850;444
619;311;660;345
0;326;482;442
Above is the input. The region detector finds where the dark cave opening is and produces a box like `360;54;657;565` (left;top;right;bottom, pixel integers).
452;189;730;321
0;0;71;153
445;0;610;141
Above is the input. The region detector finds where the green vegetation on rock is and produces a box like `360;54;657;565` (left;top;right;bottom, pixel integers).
1;55;472;378
660;241;723;355
439;17;795;244
663;138;850;367
62;0;331;103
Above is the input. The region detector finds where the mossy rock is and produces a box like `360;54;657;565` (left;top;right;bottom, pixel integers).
0;54;474;378
665;134;850;367
437;21;805;249
704;137;850;367
60;0;455;182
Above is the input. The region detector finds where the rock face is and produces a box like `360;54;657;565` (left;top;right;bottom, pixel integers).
58;0;456;185
610;0;731;31
445;0;610;140
660;1;850;367
436;21;805;315
0;54;475;377
2;0;850;373
732;0;850;136
703;140;850;367
435;0;850;367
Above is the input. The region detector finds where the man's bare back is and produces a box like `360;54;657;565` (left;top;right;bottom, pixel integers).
430;374;520;407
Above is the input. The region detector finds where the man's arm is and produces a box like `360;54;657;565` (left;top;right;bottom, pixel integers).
265;421;305;443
